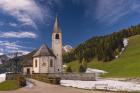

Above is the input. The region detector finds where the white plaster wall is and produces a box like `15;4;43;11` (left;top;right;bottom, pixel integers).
48;57;55;73
39;56;48;73
33;57;40;73
33;56;56;73
23;67;33;74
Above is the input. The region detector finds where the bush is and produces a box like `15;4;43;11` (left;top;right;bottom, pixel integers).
16;76;26;87
66;66;72;73
79;64;86;73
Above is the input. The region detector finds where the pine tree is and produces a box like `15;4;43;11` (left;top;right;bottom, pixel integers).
79;64;86;73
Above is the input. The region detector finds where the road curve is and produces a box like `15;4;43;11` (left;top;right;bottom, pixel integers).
0;79;119;93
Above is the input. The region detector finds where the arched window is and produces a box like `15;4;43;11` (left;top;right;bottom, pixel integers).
50;59;53;67
55;34;59;39
35;59;38;67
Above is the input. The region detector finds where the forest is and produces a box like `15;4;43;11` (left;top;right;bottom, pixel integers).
63;24;140;63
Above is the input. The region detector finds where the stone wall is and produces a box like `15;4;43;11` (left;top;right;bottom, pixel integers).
6;73;96;81
33;73;96;81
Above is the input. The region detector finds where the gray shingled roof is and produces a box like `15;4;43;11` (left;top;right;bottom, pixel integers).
33;44;55;57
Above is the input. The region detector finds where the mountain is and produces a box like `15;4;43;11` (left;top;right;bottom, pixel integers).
0;55;9;65
68;35;140;77
0;55;10;73
0;49;37;73
63;45;73;53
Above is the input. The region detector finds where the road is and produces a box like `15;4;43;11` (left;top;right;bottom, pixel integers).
0;79;120;93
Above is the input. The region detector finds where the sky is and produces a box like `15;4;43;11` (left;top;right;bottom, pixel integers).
0;0;140;55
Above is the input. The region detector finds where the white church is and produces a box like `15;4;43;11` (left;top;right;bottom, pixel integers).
23;17;63;74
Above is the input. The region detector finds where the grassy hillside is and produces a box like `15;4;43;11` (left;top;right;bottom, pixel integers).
68;35;140;78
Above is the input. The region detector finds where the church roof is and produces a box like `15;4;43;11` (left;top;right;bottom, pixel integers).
33;44;55;57
53;17;61;33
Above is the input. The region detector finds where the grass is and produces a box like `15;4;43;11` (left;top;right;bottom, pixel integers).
0;80;19;91
68;35;140;78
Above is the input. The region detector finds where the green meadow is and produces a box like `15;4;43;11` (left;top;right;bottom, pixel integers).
68;35;140;77
0;80;19;91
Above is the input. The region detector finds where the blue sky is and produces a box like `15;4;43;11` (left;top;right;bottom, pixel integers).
0;0;140;55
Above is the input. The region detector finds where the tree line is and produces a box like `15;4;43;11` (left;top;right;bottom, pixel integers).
63;24;140;63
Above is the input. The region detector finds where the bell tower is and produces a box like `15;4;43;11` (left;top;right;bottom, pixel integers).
52;17;62;73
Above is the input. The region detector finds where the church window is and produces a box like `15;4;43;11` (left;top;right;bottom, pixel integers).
50;59;53;67
35;59;38;67
55;34;59;39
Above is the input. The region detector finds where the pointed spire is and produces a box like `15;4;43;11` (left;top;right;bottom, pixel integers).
53;16;61;33
54;16;58;28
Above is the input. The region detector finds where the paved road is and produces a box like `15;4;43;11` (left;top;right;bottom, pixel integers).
0;79;120;93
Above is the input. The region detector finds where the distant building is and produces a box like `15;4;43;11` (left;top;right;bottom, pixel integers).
23;17;63;74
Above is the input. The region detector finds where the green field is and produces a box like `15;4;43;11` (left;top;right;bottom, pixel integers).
68;35;140;78
0;80;19;91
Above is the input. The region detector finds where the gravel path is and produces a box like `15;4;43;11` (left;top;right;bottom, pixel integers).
0;79;120;93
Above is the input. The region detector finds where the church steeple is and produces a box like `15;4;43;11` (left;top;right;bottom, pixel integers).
53;16;61;33
52;16;62;73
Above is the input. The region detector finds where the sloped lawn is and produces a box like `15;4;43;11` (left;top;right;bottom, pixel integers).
0;80;19;91
67;35;140;78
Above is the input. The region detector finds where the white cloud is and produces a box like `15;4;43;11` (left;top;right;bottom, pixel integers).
94;0;131;24
0;0;44;29
0;41;25;50
0;40;31;55
78;0;140;24
0;31;37;38
17;50;30;55
9;22;18;27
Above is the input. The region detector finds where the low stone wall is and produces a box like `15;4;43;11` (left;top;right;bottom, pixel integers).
62;73;96;81
33;73;96;81
6;73;96;85
6;73;60;84
6;73;32;80
6;73;22;80
32;74;60;84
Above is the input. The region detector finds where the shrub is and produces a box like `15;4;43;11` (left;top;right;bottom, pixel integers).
16;76;26;87
66;66;72;73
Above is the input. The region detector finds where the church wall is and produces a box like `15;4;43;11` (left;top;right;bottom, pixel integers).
33;56;56;73
33;57;40;73
48;56;55;73
39;56;49;73
38;56;55;73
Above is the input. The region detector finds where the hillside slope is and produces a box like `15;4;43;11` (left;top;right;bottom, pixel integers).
68;35;140;77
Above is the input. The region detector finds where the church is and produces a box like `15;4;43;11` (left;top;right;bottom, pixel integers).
23;17;63;74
